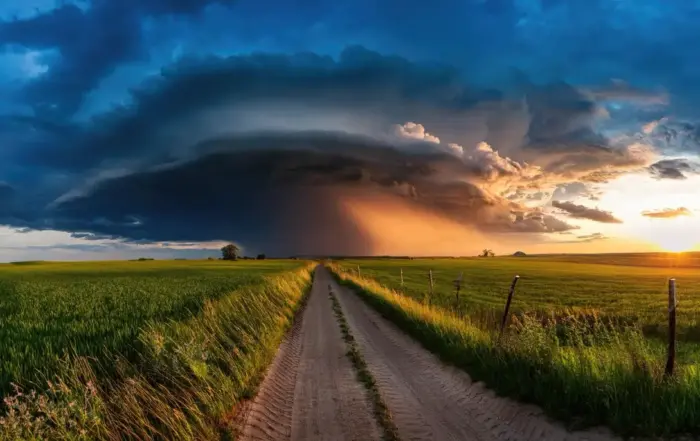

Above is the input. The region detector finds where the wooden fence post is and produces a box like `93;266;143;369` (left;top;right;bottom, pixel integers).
499;275;520;337
665;278;677;377
357;265;361;278
428;270;434;305
453;271;464;313
400;268;404;287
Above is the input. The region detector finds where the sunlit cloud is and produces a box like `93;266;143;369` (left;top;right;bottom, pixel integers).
641;207;692;219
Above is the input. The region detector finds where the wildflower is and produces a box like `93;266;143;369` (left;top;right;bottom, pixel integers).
86;381;98;397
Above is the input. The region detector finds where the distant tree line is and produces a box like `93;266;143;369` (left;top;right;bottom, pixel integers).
220;244;266;261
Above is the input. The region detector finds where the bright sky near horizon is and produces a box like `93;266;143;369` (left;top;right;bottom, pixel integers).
0;0;699;260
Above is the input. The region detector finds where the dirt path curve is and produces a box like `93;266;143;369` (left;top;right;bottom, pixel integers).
327;267;621;441
239;266;381;441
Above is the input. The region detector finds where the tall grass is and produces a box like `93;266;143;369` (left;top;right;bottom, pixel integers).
0;263;313;440
0;260;300;394
327;264;700;437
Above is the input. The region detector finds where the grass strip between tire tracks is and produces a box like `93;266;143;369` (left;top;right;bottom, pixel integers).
327;282;400;441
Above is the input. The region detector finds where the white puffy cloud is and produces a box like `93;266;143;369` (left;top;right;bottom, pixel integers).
395;121;441;144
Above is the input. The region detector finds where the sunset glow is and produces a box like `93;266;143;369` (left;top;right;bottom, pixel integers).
1;1;700;259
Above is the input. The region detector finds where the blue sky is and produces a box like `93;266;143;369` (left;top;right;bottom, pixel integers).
0;0;699;260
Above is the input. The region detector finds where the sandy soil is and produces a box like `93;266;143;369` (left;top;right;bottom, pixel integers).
239;267;381;441
241;266;621;441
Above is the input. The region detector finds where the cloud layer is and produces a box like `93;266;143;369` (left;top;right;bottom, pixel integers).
0;45;666;254
1;0;699;256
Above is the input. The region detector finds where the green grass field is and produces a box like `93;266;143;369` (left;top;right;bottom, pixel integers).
0;259;301;394
336;256;700;341
328;255;700;436
0;259;311;440
528;252;700;268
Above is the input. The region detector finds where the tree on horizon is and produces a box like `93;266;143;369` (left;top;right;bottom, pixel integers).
221;244;240;261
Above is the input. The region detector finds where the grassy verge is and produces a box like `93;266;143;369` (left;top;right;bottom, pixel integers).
326;263;700;438
327;283;399;441
0;264;314;440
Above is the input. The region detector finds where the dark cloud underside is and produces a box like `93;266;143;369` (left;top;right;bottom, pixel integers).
551;200;623;224
648;158;700;180
48;132;581;254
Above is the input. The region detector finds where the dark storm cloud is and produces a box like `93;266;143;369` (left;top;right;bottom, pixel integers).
0;181;12;198
1;0;697;126
649;158;700;180
6;0;700;257
524;81;600;143
20;46;497;171
551;200;623;224
508;80;655;181
44;131;579;255
0;47;663;254
0;0;235;117
0;182;18;220
643;121;700;154
50;140;375;255
0;182;13;210
16;47;656;181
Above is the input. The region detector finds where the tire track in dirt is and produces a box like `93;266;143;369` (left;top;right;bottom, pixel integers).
326;267;621;441
239;267;381;441
236;283;306;441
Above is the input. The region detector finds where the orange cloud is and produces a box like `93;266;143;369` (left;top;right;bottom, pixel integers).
641;207;692;219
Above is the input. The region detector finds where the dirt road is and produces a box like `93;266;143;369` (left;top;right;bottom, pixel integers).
239;266;381;441
240;266;619;441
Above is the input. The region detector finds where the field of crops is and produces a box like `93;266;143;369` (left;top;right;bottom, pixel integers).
0;259;302;394
335;256;700;340
328;255;700;436
0;259;312;439
531;252;700;268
